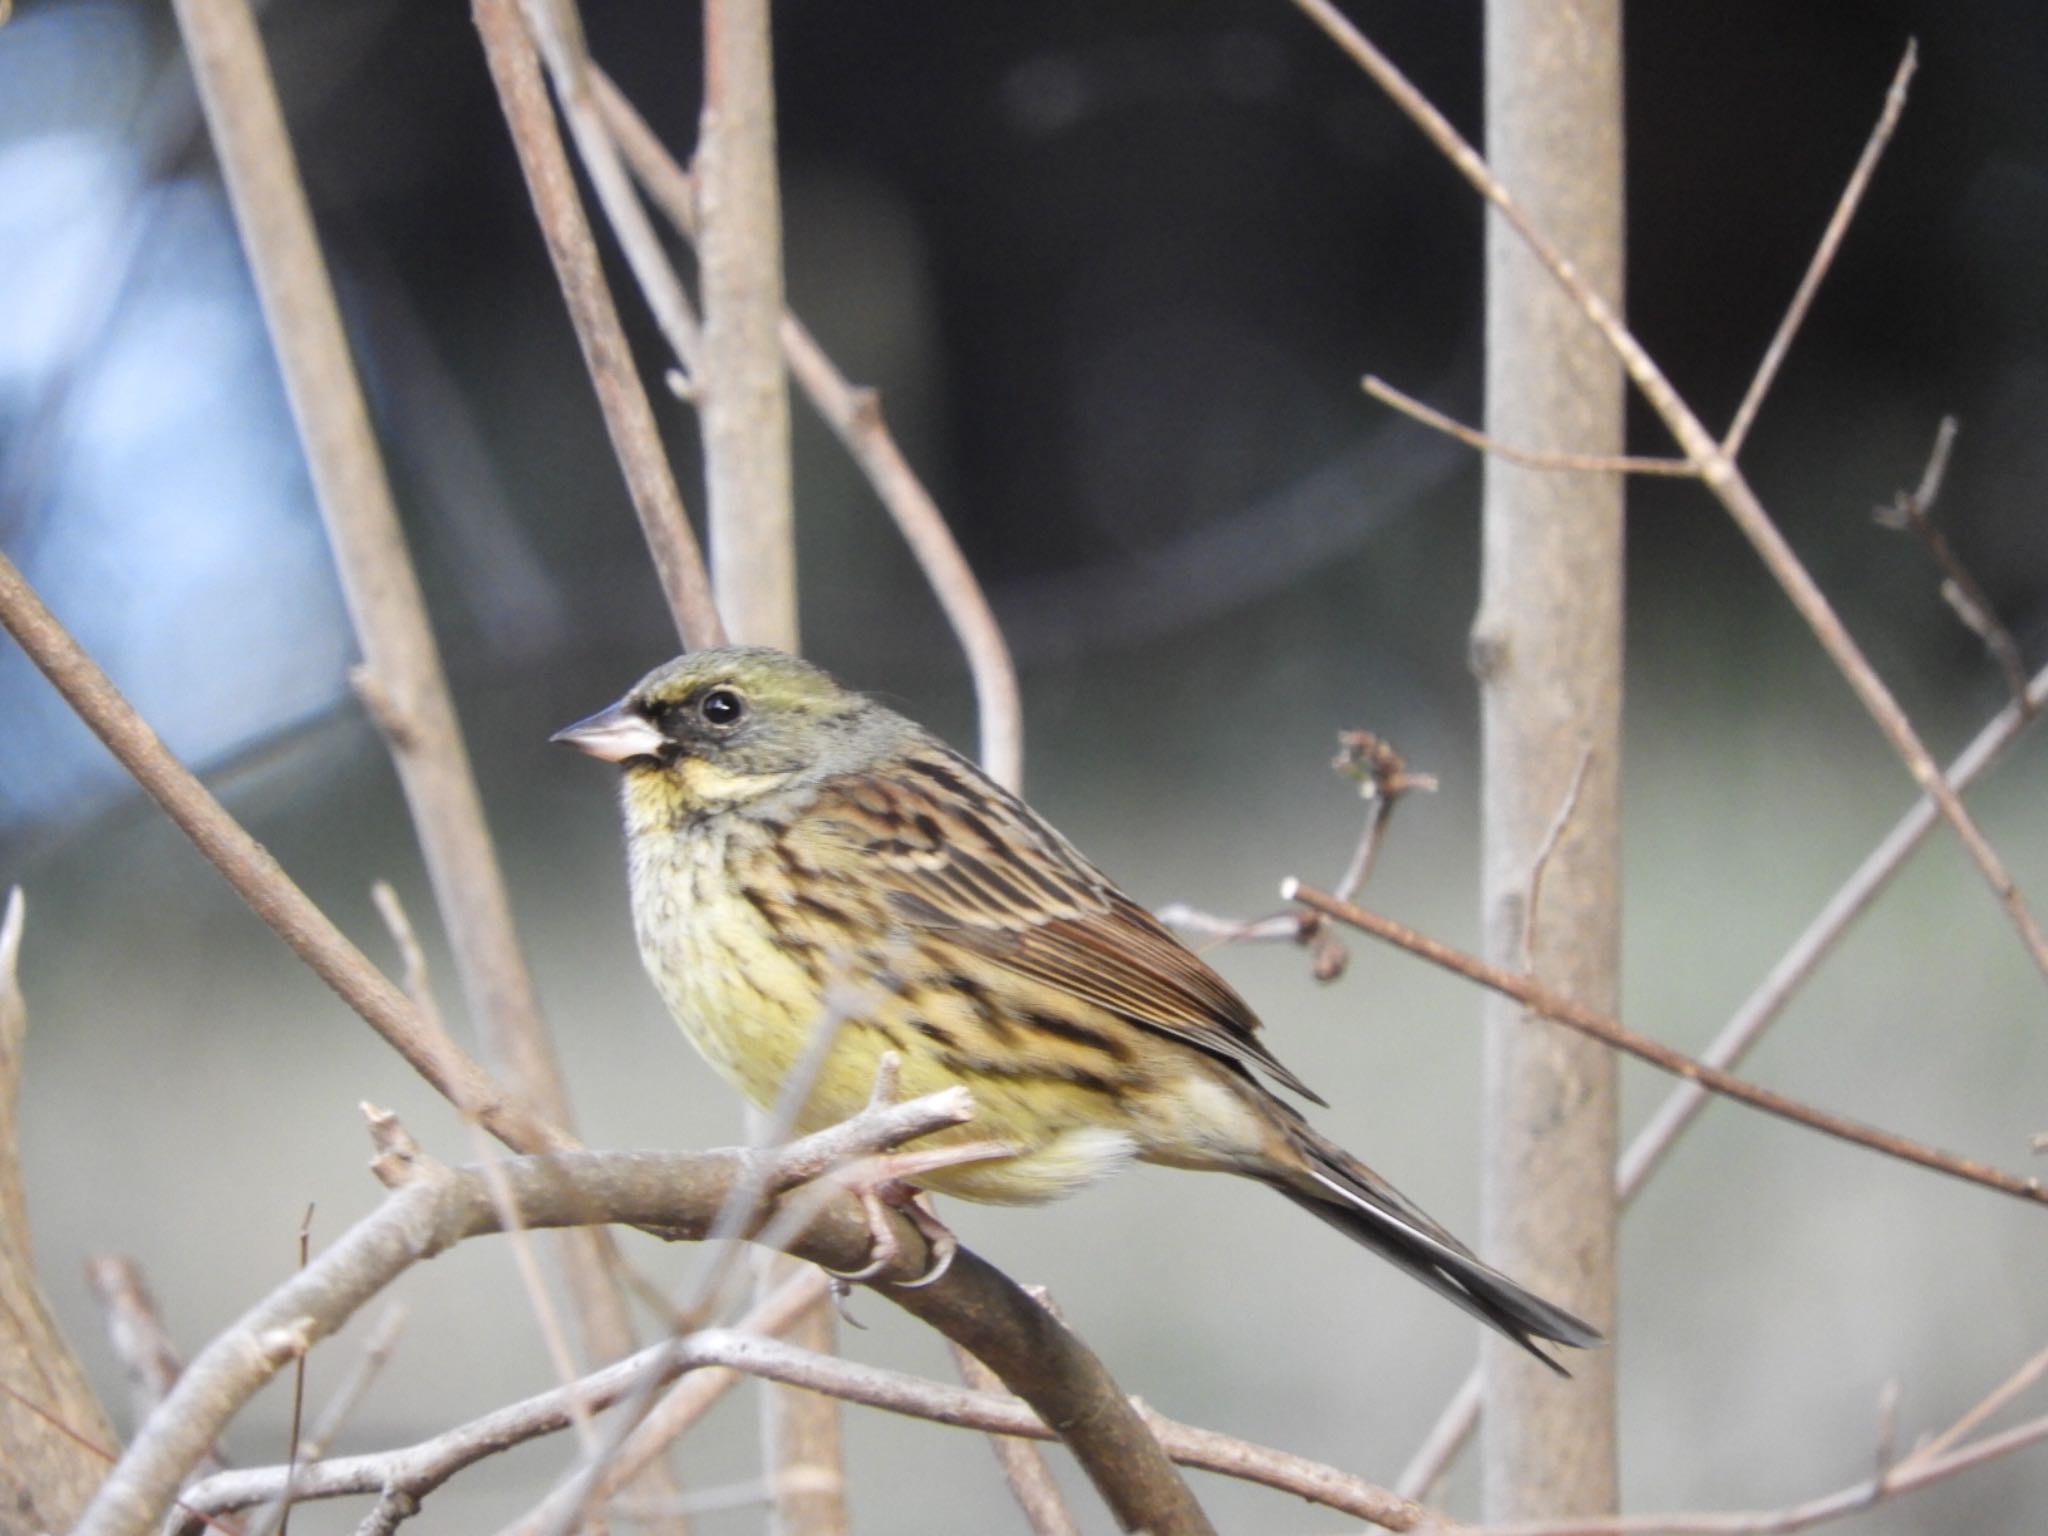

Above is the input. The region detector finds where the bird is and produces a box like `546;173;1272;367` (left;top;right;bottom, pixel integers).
554;645;1602;1371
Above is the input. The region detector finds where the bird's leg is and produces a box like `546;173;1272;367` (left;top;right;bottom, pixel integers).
823;1139;1012;1287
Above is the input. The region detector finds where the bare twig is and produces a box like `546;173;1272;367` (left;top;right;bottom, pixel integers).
1444;1412;2048;1534
276;1205;315;1536
245;1304;407;1536
1618;658;2048;1200
1160;730;1434;973
472;0;724;649
1284;880;2048;1207
1877;418;2033;708
518;0;704;381
500;1268;832;1536
1293;4;2048;984
471;1123;603;1453
1520;746;1594;971
588;65;1026;790
1331;730;1439;902
1721;45;1918;459
1363;375;1696;477
1872;1379;1901;1481
1900;1342;2048;1470
526;1018;878;1536
0;550;565;1157
84;1257;195;1441
1397;1369;1479;1502
367;891;590;1450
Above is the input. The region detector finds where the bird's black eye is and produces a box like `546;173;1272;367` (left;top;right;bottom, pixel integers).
699;687;746;728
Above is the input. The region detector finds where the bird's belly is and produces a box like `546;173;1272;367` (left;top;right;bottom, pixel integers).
629;832;1153;1204
632;851;821;1111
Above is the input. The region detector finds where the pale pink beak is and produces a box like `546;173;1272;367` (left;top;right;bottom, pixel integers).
550;700;668;763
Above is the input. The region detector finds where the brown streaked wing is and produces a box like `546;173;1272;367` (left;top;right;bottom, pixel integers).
793;748;1328;1106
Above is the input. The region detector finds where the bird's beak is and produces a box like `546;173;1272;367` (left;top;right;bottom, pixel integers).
550;699;669;763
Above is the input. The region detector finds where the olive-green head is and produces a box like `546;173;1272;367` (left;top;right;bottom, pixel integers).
553;646;911;813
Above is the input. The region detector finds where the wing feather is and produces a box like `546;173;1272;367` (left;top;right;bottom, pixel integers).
793;745;1326;1105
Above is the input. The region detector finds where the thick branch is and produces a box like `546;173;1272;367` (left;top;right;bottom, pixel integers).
696;0;799;652
75;1101;1214;1536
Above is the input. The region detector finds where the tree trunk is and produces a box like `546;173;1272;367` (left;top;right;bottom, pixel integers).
1476;0;1624;1518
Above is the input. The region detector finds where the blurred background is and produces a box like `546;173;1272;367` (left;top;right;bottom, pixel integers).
3;0;2046;1529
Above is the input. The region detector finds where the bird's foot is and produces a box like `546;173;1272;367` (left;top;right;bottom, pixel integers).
824;1139;1011;1288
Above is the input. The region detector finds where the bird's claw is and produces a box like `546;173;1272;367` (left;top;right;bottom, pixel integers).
822;1140;1009;1288
887;1195;958;1289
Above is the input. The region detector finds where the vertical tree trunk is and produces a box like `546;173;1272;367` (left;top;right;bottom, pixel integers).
700;0;799;653
1476;0;1624;1519
697;3;844;1531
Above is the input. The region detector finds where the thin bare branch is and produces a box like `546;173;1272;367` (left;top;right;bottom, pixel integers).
181;1327;1422;1533
0;551;565;1157
1616;656;2048;1201
589;65;1026;790
245;1304;407;1536
1445;1412;2048;1534
472;0;724;649
1900;1342;2048;1470
518;0;704;380
1398;1369;1480;1502
84;1258;196;1442
1160;730;1434;972
1520;746;1594;971
1722;44;1918;459
1363;375;1696;477
1284;880;2048;1207
277;1205;315;1536
524;1031;916;1536
1293;1;2048;985
501;1268;831;1536
471;1124;603;1452
1332;729;1440;902
1876;418;2034;709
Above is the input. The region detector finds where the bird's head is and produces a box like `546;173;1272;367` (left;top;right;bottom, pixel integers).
553;646;899;821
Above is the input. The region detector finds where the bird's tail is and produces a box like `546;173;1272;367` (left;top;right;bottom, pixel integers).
1263;1120;1604;1375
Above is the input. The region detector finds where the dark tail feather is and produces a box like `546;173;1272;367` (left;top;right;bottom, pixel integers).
1268;1125;1604;1376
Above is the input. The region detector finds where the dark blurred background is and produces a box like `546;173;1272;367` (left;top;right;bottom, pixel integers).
2;1;2045;1530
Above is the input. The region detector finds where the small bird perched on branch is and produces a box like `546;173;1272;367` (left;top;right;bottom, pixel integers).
556;646;1601;1371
